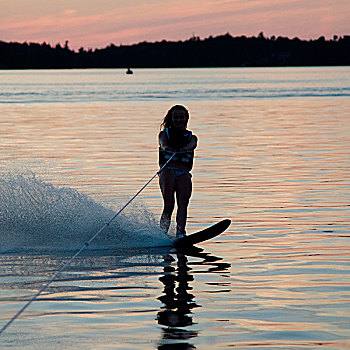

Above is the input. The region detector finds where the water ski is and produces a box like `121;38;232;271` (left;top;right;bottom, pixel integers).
174;219;231;248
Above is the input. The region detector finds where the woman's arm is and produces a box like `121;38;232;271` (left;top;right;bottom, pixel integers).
158;131;174;151
159;131;198;152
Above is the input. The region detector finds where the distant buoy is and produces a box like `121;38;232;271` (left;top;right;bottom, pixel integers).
126;68;133;74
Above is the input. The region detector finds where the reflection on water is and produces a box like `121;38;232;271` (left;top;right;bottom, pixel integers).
157;248;230;349
158;255;198;328
0;248;230;349
157;253;199;349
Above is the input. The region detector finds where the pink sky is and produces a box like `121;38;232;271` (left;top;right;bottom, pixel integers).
1;0;349;50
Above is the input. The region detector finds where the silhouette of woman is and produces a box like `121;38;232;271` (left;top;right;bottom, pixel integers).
158;105;198;238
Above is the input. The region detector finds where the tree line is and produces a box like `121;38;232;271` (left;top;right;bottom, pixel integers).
0;33;349;69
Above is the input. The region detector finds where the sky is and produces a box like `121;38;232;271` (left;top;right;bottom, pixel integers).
0;0;349;50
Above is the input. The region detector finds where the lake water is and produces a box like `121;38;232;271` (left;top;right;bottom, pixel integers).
0;67;349;349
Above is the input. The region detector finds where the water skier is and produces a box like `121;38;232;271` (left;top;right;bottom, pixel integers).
158;105;198;238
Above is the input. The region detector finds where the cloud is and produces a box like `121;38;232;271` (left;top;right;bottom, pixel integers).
62;9;77;16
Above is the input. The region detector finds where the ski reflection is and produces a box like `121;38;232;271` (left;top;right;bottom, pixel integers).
157;247;230;349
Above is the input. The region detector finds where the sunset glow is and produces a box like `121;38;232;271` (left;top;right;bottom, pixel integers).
0;0;349;50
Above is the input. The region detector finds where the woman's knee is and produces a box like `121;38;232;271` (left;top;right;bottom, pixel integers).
176;182;192;205
163;201;175;213
176;197;190;210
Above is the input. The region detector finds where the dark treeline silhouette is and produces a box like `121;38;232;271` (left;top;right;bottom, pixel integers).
0;33;349;69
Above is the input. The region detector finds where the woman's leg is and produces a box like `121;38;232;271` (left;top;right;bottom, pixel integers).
175;173;192;235
159;169;176;233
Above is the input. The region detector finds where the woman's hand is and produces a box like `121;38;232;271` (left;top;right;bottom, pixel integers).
180;135;198;152
159;131;176;151
179;145;191;152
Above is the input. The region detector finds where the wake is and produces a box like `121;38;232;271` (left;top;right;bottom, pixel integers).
0;172;172;252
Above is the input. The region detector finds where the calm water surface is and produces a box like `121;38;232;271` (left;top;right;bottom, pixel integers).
0;68;349;349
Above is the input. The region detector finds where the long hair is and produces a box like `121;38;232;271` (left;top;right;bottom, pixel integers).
160;105;190;130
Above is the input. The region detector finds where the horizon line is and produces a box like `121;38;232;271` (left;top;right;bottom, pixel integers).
2;32;349;52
